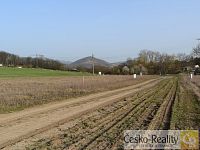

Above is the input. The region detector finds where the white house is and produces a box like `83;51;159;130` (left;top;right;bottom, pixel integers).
0;64;3;67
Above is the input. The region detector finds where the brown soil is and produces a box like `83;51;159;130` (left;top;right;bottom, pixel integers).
0;78;162;149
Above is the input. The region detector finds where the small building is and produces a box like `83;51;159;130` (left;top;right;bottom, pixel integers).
194;67;200;75
183;66;192;72
122;66;130;74
70;68;80;72
0;64;3;67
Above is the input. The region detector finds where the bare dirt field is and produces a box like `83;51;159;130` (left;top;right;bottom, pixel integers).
0;75;156;113
0;75;199;150
0;77;159;149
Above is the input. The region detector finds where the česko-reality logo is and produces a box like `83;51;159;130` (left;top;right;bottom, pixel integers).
124;130;199;149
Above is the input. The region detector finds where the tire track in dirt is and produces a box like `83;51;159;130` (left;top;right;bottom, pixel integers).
83;78;174;150
0;78;159;124
0;78;164;149
26;78;171;150
147;78;178;130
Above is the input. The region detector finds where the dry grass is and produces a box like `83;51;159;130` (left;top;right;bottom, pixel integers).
170;75;200;129
191;75;200;87
0;75;157;113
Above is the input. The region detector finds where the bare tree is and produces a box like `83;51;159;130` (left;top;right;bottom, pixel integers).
176;53;187;61
122;66;130;75
139;50;161;63
193;44;200;57
138;50;148;64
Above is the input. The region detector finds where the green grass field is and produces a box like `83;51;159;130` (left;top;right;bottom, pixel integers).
0;67;91;77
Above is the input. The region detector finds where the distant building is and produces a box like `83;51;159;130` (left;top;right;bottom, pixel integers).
194;66;200;75
194;68;200;75
183;66;192;72
70;68;80;72
0;64;3;67
122;66;130;74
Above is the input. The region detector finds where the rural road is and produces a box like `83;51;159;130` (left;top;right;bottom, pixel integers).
0;78;163;149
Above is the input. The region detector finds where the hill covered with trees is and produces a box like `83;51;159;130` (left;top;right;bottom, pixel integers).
0;51;65;70
1;44;200;75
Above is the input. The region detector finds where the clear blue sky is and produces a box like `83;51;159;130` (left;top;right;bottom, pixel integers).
0;0;200;62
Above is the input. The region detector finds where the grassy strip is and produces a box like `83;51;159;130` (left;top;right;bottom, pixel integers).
170;76;200;129
0;67;91;78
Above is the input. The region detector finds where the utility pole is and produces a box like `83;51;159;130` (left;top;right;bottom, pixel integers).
92;53;95;75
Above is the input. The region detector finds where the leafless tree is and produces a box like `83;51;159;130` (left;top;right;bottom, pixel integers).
193;44;200;57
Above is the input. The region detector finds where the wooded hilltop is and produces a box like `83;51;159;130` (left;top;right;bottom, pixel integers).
0;43;200;75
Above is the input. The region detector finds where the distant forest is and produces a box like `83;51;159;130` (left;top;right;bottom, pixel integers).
82;44;200;75
0;51;65;70
83;50;200;75
0;43;200;75
112;49;200;75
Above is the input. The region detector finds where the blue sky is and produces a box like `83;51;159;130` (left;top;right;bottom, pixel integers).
0;0;200;62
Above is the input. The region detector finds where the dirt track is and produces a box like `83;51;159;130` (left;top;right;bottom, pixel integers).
0;78;163;149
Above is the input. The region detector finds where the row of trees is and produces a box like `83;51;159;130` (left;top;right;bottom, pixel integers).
111;43;200;75
69;44;200;75
0;51;65;70
1;43;200;74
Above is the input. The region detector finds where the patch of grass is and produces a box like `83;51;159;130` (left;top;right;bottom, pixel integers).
0;67;91;77
170;76;200;129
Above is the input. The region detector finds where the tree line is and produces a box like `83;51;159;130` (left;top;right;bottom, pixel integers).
0;51;65;70
111;44;200;75
68;44;200;75
1;43;200;75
